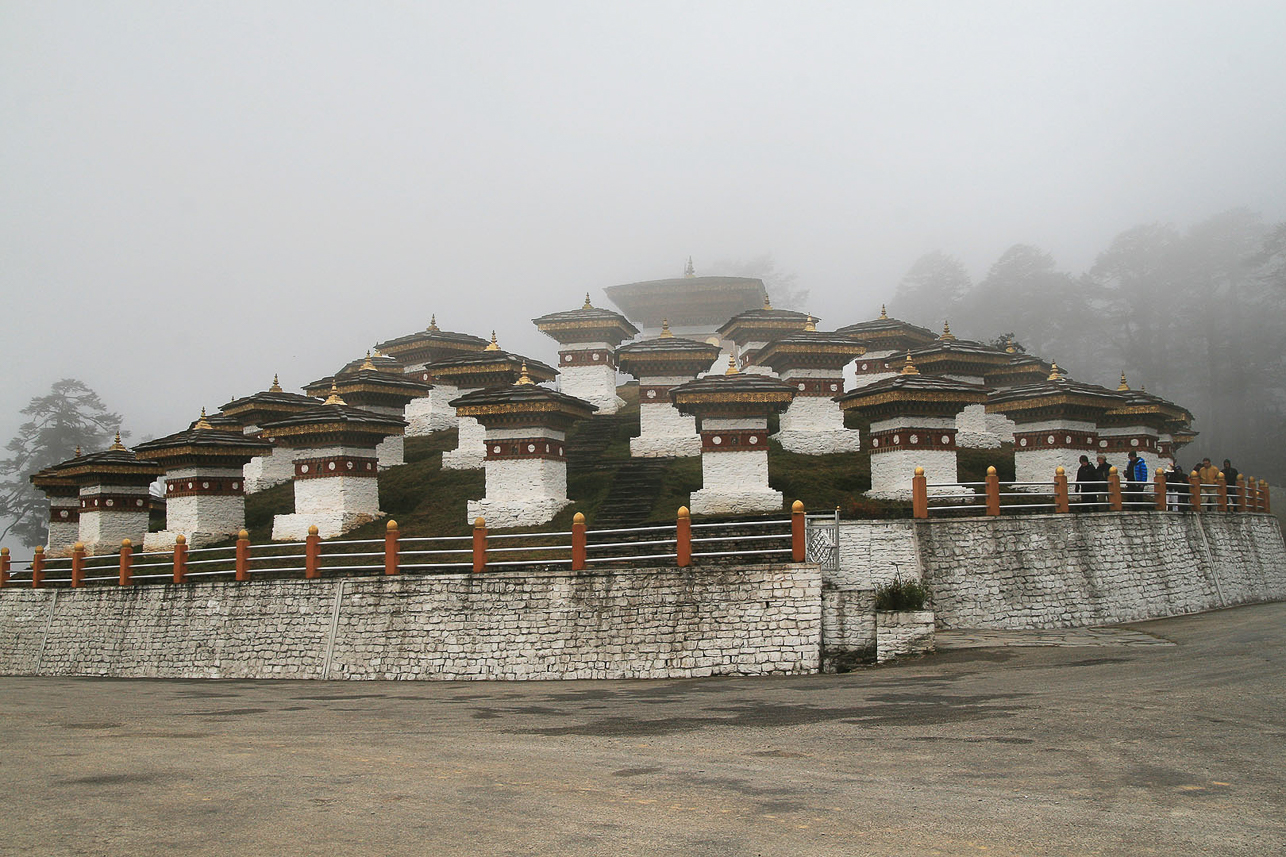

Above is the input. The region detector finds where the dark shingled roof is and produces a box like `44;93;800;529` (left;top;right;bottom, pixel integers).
835;316;936;342
220;390;319;412
375;327;490;352
986;376;1125;408
134;427;274;456
837;372;990;402
616;336;722;356
426;350;556;376
449;384;598;413
715;305;814;339
46;446;163;481
669;373;798;398
604;276;767;328
258;403;408;432
303;369;433;398
189;412;245;432
533;304;639;330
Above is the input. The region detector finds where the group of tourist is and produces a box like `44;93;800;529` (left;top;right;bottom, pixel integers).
1072;454;1242;511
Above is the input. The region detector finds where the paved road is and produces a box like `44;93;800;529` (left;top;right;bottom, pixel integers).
1;603;1284;857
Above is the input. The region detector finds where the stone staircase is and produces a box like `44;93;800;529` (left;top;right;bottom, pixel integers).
565;413;634;476
592;459;672;529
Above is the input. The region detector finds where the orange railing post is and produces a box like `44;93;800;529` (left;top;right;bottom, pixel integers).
118;539;133;586
1261;480;1271;514
305;526;320;579
1107;467;1123;512
472;517;487;574
571;513;587;571
1053;467;1070;514
71;542;86;588
31;546;44;589
912;466;928;519
1153;468;1167;511
676;506;692;568
235;530;250;581
0;547;9;588
986;466;1000;516
791;500;806;562
1189;470;1202;512
1216;473;1228;512
384;520;400;575
172;535;188;584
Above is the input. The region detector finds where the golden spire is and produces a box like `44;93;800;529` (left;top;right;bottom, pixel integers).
724;354;740;375
879;304;888;319
194;408;213;430
1005;336;1016;354
1140;383;1147;393
900;351;920;375
684;256;695;278
484;330;500;351
516;362;534;385
1048;362;1062;381
763;294;772;310
110;431;125;450
1117;370;1130;391
939;320;956;341
583;292;592;309
74;446;81;457
428;314;439;331
361;350;376;371
270;373;283;393
804;315;817;332
660;318;674;338
324;381;347;406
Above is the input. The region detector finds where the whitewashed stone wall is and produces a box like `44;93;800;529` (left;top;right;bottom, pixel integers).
0;564;822;681
776;396;860;454
442;415;487;470
867;416;961;499
875;611;935;662
957;403;1003;449
405;382;459;437
469;428;571;529
144;466;247;551
273;445;383;540
1096;425;1160;476
1012;419;1099;485
243;446;295;494
557;341;624;414
690;417;781;516
843;350;898;392
46;499;80;558
633;376;702;457
77;484;151;556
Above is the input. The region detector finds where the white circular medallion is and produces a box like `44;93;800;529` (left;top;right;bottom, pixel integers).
493;446;502;453
1099;440;1108;448
136;499;144;507
713;436;722;445
328;462;337;471
1130;438;1139;447
646;390;656;399
748;435;759;444
892;434;900;444
202;481;209;489
1020;438;1028;447
1047;435;1056;444
942;435;951;444
527;444;536;453
1065;435;1072;444
861;363;868;371
563;354;573;362
105;499;113;507
346;461;354;470
300;464;309;473
592;353;600;361
910;434;919;444
60;510;69;518
871;438;879;448
798;382;806;391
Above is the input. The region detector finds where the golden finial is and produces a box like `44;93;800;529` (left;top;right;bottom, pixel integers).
516;362;534;385
360;350;376;371
583;292;592;309
270;373;283;393
939;320;956;341
804;315;816;332
1140;383;1147;393
1048;362;1062;381
724;354;740;375
1117;370;1129;391
900;351;920;375
194;408;213;431
763;294;772;310
110;431;125;450
484;330;500;351
428;314;439;331
879;304;888;319
660;318;674;338
684;256;695;278
1005;336;1016;354
324;381;347;406
74;445;82;457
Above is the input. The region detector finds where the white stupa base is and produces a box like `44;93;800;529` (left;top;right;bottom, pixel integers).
442;415;486;470
578;394;627;415
774;429;862;455
630;434;701;458
956;430;1004;449
45;518;80;558
271;511;382;541
467;497;570;530
243;448;295;494
376;435;404;470
689;488;784;516
867;449;961;500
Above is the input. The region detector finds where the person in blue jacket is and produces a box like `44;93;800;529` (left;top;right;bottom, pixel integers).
1124;450;1148;508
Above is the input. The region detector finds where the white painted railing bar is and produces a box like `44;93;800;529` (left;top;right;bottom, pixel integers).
486;531;574;541
690;520;788;530
186;570;235;578
691;548;791;558
400;535;474;544
587;539;676;550
131;573;171;580
399;548;472;557
128;562;173;570
316;538;384;547
486;558;572;568
586;524;675;536
246;567;306;575
584;553;676;564
400;562;473;570
81;576;118;583
486;545;568;555
319;551;385;560
183;546;236;556
184;557;236;567
310;564;382;573
691;533;786;544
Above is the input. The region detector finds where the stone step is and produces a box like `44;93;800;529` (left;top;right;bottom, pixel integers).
591;459;671;529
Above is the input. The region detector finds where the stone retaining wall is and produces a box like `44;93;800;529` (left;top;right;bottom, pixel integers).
0;564;821;681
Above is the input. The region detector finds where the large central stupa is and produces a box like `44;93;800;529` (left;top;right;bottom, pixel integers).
604;257;766;342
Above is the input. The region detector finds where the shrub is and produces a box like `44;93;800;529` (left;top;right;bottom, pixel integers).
875;576;931;611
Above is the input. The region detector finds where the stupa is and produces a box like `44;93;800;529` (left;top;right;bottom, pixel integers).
220;377;319;492
669;357;796;515
986;365;1125;484
533;294;639;414
1098;373;1193;471
430;333;558;470
604;259;766;342
835;307;937;391
51;434;162;555
909;322;1015;448
616;322;722;457
303;352;432;469
258;386;406;539
375;316;490;435
836;354;989;499
134;410;274;549
29;452;85;557
750;320;867;454
715;296;813;375
450;364;597;528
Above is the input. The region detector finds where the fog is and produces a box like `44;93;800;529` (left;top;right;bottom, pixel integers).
3;3;1284;458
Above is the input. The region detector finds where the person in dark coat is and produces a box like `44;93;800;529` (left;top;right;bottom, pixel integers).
1166;461;1188;511
1223;459;1241;510
1075;454;1100;510
1094;453;1112;508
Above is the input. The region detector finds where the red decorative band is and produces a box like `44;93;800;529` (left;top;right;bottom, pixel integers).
853;359;896;375
868;428;957;454
700;429;768;452
295;456;379;479
51;507;80;523
412;371;434;384
166;477;245;498
1096;435;1157;454
80;494;150;511
486;438;566;460
787;378;844;397
559;349;616;368
1014;430;1097;451
1156;441;1173;457
639;385;676;403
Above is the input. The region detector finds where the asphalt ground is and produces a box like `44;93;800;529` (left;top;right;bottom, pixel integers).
1;602;1283;857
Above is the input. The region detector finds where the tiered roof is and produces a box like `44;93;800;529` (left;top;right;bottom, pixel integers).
605;275;766;329
45;435;163;485
837;356;989;419
533;295;639;346
425;334;557;389
616;325;722;378
450;370;598;430
715;297;814;346
258;391;407;449
669;360;797;418
751;326;867;373
374;316;491;367
985;367;1125;423
834;306;936;352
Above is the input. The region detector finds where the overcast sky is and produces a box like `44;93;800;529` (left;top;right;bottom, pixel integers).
3;1;1285;448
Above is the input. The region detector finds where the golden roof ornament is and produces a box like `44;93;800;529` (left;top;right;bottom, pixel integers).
724;354;740;375
74;446;81;457
879;304;888;319
1005;336;1016;354
428;314;439;332
583;292;592;309
324;381;347;406
1117;370;1130;391
660;318;674;338
194;408;213;431
939;320;957;341
684;256;695;278
110;431;126;451
1048;362;1062;381
763;294;773;310
270;373;283;393
516;362;534;385
484;331;500;351
804;315;817;332
361;350;376;371
900;351;920;375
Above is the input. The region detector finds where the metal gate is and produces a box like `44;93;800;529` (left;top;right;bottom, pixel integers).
804;509;840;575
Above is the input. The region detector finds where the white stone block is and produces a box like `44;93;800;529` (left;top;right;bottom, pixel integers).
243;447;295;494
442;415;487;470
